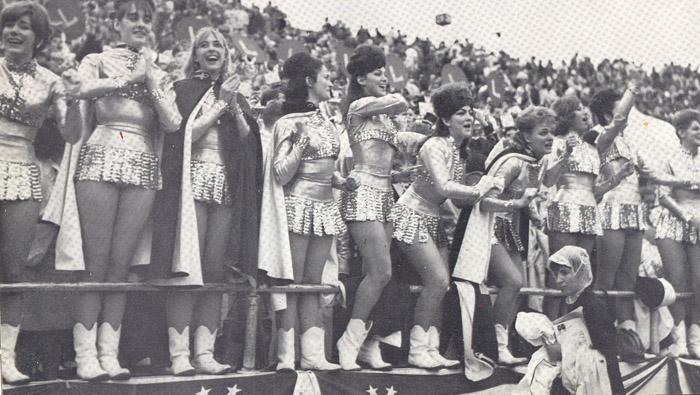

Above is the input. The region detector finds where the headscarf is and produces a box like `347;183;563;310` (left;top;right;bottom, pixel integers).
547;246;593;304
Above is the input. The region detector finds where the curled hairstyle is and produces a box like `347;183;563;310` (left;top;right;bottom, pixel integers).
514;106;556;153
0;1;51;54
341;44;386;120
183;27;232;80
671;109;700;139
589;88;621;125
431;82;474;137
281;52;322;114
112;0;155;21
551;95;581;136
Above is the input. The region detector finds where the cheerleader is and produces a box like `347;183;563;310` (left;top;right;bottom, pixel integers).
155;26;258;376
0;1;79;384
455;106;557;365
69;0;181;380
262;52;350;371
654;110;700;357
390;83;496;368
336;45;425;370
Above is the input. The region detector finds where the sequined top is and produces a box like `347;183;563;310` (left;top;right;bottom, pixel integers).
659;146;700;201
273;110;340;201
600;134;635;166
401;136;472;209
487;154;540;220
346;94;406;148
0;58;66;163
78;47;180;152
551;133;600;176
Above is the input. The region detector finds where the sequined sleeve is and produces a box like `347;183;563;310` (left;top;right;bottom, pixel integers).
485;158;521;199
48;73;73;141
348;94;408;118
272;122;308;186
75;54;120;100
420;138;479;200
148;69;182;132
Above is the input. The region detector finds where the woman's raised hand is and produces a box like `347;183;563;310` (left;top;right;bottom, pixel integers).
220;75;241;105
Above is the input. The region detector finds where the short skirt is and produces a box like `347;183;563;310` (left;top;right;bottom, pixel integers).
654;206;700;244
340;183;394;223
547;201;602;236
493;216;524;253
599;202;646;231
389;202;448;248
0;159;42;201
75;144;161;190
191;160;232;205
285;194;346;236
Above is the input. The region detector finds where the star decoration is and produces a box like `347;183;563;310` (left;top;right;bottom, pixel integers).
195;386;211;395
227;384;243;395
386;385;398;395
366;385;379;395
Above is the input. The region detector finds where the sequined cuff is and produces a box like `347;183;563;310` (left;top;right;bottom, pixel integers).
150;88;165;103
113;76;128;90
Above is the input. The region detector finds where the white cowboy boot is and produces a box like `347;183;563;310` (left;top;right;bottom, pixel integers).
193;326;231;375
1;324;30;385
427;326;459;368
408;326;442;369
276;328;295;372
358;336;392;370
73;323;109;381
97;323;130;380
495;324;526;365
337;319;371;370
168;327;195;376
299;327;340;371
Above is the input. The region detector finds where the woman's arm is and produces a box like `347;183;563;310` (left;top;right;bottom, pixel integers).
421;139;481;201
73;54;143;100
146;66;182;133
596;87;636;155
190;99;229;142
348;93;408;118
272;123;309;186
479;159;531;212
51;77;80;144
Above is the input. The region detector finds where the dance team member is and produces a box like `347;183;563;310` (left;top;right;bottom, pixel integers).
336;44;426;371
0;1;79;384
390;83;496;369
69;0;181;380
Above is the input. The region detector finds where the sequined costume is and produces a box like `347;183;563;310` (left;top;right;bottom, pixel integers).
598;134;645;231
390;136;474;248
654;146;700;244
487;154;541;252
189;88;232;205
73;46;180;190
546;133;602;235
0;58;66;201
273;109;345;236
340;94;410;222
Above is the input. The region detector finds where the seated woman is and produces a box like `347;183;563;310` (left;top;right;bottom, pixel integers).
515;246;623;395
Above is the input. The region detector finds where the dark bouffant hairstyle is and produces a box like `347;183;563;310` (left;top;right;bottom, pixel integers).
551;95;582;136
0;1;51;54
342;44;386;120
113;0;155;20
589;88;621;125
672;109;700;139
431;82;474;137
281;52;322;114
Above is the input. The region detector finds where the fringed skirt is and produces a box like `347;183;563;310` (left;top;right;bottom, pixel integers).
285;194;346;236
340;183;394;223
0;159;42;201
654;206;700;244
190;160;232;205
599;202;646;231
75;144;161;190
389;202;448;248
493;216;524;253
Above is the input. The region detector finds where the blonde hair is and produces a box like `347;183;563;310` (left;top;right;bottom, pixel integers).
182;27;233;80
